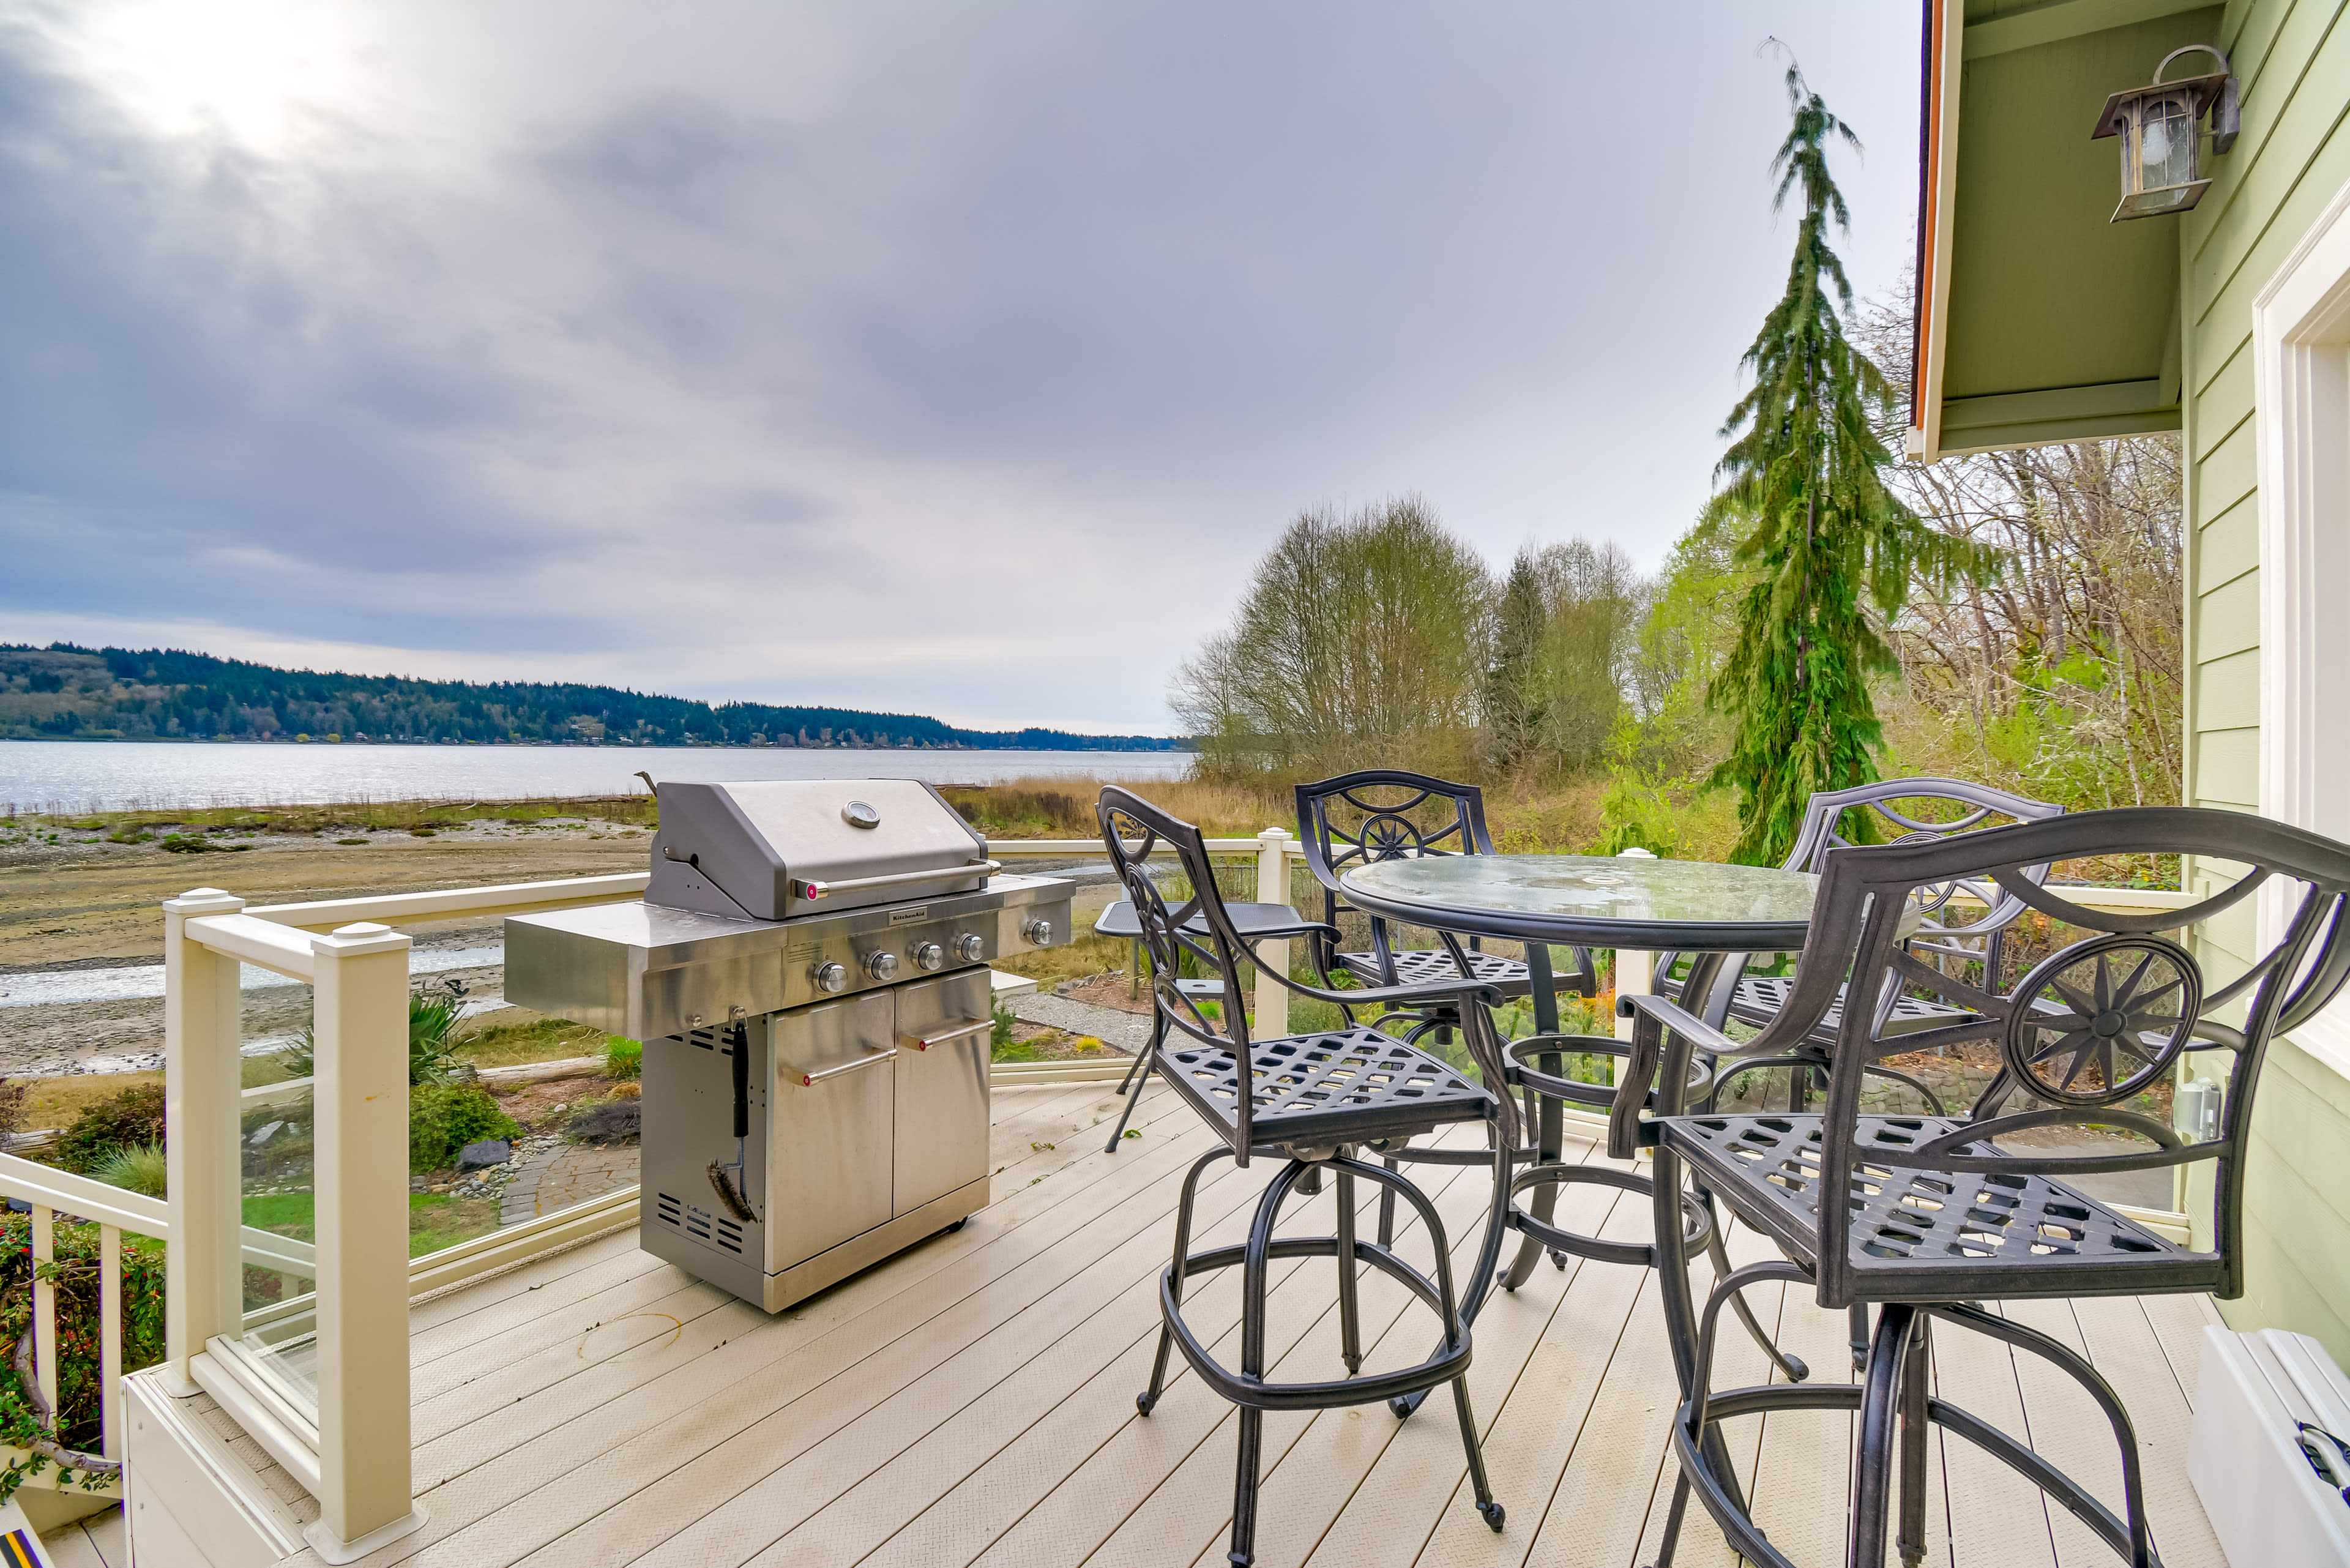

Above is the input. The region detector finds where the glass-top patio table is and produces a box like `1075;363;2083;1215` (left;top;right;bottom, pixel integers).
1338;852;1825;1427
1337;853;1820;954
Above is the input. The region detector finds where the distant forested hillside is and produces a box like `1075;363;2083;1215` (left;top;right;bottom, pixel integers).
0;644;1185;750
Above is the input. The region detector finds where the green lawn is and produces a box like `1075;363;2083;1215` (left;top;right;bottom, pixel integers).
242;1191;502;1256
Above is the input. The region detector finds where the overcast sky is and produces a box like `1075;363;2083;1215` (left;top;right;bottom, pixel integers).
1;2;1923;734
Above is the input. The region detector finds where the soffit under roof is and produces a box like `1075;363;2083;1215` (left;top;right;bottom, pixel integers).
1915;0;2222;457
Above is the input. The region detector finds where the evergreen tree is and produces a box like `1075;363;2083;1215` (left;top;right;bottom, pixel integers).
1700;65;1996;864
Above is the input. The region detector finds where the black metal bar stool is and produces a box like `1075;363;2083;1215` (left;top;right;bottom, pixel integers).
1293;769;1598;1042
1619;807;2350;1568
1093;895;1316;1151
1101;787;1512;1567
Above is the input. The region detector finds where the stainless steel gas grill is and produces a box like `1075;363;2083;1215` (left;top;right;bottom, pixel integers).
505;779;1070;1312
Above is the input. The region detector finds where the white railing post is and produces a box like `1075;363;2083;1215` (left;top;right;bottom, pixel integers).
100;1225;122;1460
1255;829;1291;1038
163;888;247;1394
305;921;427;1560
1613;949;1655;1042
31;1206;54;1419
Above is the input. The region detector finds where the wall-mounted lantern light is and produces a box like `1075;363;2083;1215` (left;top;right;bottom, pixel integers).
2091;45;2239;222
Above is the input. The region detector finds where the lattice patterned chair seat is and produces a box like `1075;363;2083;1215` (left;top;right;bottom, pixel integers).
1661;1112;2207;1299
1160;1026;1496;1151
1721;974;1982;1040
1335;946;1535;998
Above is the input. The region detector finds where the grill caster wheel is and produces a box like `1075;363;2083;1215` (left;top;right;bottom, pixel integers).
942;1218;968;1233
1480;1502;1505;1532
1136;1392;1157;1416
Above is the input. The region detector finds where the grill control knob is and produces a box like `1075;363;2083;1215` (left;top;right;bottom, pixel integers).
1023;919;1054;947
955;933;986;963
863;950;900;982
811;961;848;995
911;941;944;972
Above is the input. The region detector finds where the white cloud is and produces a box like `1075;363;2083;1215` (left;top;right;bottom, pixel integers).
1;2;1924;731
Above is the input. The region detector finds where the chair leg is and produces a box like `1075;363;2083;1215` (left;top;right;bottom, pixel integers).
1700;1206;1808;1383
1450;1376;1505;1532
1228;1406;1264;1567
1850;1303;1917;1568
1849;1303;1870;1373
1897;1313;1931;1568
1933;1302;2158;1568
1646;1469;1693;1568
1114;1042;1149;1097
1140;1148;1228;1414
1104;1051;1154;1152
1335;1167;1362;1376
1226;1159;1307;1568
1376;1156;1399;1247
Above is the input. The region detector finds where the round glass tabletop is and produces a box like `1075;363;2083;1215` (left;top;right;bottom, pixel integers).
1338;854;1821;950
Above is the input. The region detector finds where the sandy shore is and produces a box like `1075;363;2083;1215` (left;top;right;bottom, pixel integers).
2;818;653;1076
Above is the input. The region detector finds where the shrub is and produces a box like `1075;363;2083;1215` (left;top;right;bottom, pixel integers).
604;1036;642;1080
409;1084;518;1171
991;1004;1016;1049
0;1214;165;1499
408;991;465;1085
54;1083;167;1174
89;1143;168;1198
277;990;468;1085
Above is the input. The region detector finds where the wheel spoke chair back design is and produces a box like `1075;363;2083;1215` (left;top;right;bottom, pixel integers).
1665;777;2067;1117
1294;769;1597;1018
1097;786;1515;1566
1624;807;2350;1568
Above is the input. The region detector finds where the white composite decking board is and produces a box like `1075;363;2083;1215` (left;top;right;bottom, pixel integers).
404;1082;1208;1487
398;1086;1244;1566
1076;1129;1501;1568
797;1145;1498;1568
266;1085;2237;1568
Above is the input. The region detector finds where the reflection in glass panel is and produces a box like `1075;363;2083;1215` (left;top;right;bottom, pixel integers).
239;973;318;1414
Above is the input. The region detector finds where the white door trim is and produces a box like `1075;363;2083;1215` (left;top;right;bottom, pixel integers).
2253;172;2350;1075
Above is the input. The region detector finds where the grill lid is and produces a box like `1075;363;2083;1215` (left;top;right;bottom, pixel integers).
646;778;993;921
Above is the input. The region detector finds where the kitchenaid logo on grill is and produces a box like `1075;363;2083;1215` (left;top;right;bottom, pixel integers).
887;906;929;925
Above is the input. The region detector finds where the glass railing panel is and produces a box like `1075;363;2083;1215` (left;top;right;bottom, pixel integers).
238;971;319;1416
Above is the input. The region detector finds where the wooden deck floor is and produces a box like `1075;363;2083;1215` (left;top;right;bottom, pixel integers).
236;1081;2226;1568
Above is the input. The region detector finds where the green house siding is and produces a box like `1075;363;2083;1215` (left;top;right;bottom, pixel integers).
1930;0;2350;1366
2178;0;2350;1364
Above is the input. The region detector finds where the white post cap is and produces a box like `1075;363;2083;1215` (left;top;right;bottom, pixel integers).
311;921;411;957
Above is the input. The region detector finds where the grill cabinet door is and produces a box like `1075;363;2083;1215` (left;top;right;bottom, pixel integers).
764;992;895;1267
892;971;993;1216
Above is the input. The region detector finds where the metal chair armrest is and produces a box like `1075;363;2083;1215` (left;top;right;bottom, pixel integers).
1617;991;1743;1059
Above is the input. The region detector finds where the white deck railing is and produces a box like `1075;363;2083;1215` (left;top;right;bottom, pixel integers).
143;832;2198;1559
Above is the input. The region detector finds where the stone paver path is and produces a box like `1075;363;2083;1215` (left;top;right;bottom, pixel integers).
1006;993;1149;1053
499;1143;640;1225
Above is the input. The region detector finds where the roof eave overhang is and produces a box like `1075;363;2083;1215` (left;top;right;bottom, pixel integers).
1908;0;2215;464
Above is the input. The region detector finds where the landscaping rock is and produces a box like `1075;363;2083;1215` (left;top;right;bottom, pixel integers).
457;1138;512;1170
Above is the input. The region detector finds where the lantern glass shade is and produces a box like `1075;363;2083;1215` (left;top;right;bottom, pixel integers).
2106;83;2216;221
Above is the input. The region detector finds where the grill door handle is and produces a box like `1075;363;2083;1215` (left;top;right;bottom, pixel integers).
900;1018;991;1052
781;1044;897;1086
796;860;1000;901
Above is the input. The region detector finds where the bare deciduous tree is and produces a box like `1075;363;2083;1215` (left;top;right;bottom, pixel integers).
1857;280;2183;807
1173;497;1491;781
